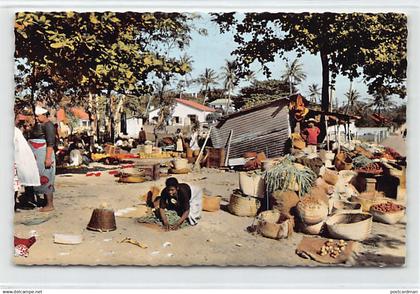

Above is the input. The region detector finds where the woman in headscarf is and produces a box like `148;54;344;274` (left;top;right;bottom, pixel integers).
28;106;56;212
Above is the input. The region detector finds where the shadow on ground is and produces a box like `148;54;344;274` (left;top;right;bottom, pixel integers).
361;233;405;249
353;251;405;267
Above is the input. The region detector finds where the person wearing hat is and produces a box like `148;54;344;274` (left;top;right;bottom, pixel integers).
28;106;57;212
301;118;320;154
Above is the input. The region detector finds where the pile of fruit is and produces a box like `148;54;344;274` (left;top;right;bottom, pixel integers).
318;239;348;259
356;162;383;174
370;201;404;213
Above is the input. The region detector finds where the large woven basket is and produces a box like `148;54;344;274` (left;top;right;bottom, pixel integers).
296;198;329;225
257;210;293;239
202;195;222;212
326;212;372;241
229;192;260;217
87;208;117;232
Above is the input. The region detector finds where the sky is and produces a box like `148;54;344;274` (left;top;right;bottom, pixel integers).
176;13;405;107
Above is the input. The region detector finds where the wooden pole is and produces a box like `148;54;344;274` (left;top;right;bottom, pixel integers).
224;130;233;166
193;126;213;171
325;116;330;151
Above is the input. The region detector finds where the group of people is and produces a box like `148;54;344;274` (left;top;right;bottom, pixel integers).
14;108;204;230
14;106;57;212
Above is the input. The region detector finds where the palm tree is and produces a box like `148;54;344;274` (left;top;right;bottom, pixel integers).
221;60;238;114
196;68;219;103
308;83;321;104
368;93;395;115
280;58;307;95
344;88;361;115
177;53;194;99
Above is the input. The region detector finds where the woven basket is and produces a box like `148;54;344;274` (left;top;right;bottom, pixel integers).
332;200;362;214
119;175;147;183
300;220;325;235
370;204;405;225
351;192;386;212
229;192;260;217
144;144;153;154
87;208;117;232
169;168;191;174
174;158;189;170
296;198;329;225
323;169;339;185
335;152;353;171
326;212;372;241
239;172;265;198
256;210;293;239
202;195;222;212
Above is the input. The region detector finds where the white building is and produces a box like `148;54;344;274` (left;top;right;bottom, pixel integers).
125;116;144;138
148;98;216;126
209;98;235;113
328;122;390;143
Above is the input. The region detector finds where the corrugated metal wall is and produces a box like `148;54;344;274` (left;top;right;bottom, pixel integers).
211;99;290;159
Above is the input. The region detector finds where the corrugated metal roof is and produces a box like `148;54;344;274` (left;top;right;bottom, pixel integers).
211;98;290;159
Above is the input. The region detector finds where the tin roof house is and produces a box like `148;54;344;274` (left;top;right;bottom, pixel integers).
210;97;291;159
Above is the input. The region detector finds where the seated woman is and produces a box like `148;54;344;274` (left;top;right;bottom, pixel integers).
158;177;203;230
138;177;203;231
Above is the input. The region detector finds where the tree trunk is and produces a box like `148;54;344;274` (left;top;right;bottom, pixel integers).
30;62;37;118
289;76;293;95
225;90;231;115
320;51;330;112
95;95;101;143
319;50;330;142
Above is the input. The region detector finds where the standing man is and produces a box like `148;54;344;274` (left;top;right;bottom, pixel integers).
29;106;56;212
159;177;203;231
301;118;320;154
138;127;147;145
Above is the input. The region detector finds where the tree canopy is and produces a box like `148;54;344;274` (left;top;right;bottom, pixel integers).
235;79;291;109
212;12;407;113
15;11;196;140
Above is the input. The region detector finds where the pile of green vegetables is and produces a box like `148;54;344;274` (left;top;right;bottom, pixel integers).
352;155;373;168
264;155;317;197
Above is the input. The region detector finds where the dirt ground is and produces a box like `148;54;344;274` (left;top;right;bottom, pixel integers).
13;154;406;267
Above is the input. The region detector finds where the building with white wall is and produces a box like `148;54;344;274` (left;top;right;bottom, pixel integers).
148;98;216;126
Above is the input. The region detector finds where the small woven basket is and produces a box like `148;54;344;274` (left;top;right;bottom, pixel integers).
87;208;117;232
229;192;260;217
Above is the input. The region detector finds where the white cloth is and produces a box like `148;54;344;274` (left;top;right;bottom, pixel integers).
189;132;200;151
14;127;40;186
69;149;83;166
188;184;203;225
35;106;48;115
176;138;183;152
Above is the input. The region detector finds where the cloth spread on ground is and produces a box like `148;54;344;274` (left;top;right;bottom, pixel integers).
14;236;36;257
302;127;320;145
136;210;190;229
296;236;356;264
14;127;40;187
